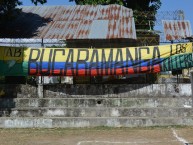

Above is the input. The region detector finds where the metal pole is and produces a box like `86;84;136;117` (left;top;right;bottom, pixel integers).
190;71;193;107
41;38;44;47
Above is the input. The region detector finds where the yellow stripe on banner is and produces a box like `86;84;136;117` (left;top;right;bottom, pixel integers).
0;47;24;63
0;47;4;60
0;43;192;62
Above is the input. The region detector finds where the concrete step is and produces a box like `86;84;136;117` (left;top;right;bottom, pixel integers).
0;117;193;128
0;107;192;118
0;98;192;108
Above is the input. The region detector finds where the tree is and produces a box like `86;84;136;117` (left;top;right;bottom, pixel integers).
0;0;47;20
124;0;161;11
69;0;161;11
70;0;123;5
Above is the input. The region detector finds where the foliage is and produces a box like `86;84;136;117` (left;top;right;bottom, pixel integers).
70;0;123;5
0;0;21;20
69;0;161;11
31;0;47;5
0;0;47;21
124;0;161;11
0;0;162;29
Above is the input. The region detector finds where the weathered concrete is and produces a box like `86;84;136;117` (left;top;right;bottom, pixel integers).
0;84;193;128
0;108;192;118
37;84;43;98
0;84;37;98
1;117;193;128
43;84;192;98
0;98;192;108
0;84;191;98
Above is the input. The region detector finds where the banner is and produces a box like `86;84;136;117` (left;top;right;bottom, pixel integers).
0;43;193;76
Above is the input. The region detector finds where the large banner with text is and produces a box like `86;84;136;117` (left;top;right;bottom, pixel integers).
0;43;193;76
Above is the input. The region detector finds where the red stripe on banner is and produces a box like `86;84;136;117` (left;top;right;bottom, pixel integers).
153;65;161;73
30;65;161;76
141;66;148;72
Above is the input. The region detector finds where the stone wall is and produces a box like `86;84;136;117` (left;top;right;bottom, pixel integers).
43;84;191;98
0;84;191;98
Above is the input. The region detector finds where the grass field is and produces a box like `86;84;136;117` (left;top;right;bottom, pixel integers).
0;126;193;145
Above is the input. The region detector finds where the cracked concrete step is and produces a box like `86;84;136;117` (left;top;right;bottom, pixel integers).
0;107;192;118
0;98;192;108
0;117;193;128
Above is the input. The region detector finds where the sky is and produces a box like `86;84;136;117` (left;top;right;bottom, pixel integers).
21;0;193;35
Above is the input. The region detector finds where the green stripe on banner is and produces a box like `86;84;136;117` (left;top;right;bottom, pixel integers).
0;61;28;76
161;53;193;71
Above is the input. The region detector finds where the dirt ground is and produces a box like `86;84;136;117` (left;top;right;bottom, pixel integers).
0;126;193;145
